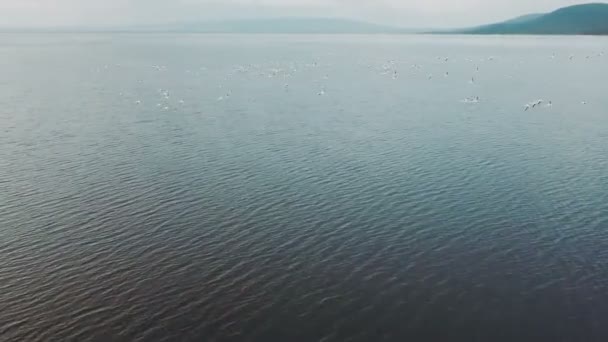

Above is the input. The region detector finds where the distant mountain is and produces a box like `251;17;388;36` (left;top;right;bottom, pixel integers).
454;3;608;35
501;13;544;25
152;18;404;34
0;17;415;34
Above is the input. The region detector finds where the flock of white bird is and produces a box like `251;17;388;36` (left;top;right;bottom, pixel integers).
524;99;552;111
117;51;603;112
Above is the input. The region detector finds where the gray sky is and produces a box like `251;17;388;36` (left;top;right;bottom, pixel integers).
0;0;601;28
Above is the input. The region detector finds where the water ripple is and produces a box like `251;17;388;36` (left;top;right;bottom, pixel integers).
1;33;608;342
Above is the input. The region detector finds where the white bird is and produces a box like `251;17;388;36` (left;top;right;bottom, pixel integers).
524;104;530;111
581;101;587;105
461;96;480;104
135;100;141;104
318;89;326;96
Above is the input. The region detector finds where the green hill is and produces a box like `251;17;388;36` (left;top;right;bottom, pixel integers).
458;3;608;35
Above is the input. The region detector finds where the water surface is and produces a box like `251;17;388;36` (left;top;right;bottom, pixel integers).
1;34;608;341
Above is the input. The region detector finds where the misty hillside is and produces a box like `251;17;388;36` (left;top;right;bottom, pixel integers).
457;3;608;35
158;18;401;34
501;13;544;25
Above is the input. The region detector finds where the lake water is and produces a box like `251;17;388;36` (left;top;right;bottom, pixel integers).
1;34;607;341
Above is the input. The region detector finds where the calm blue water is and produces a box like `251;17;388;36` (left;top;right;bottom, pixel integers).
1;34;608;341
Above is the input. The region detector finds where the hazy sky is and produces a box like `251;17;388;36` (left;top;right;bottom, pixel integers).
0;0;601;28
